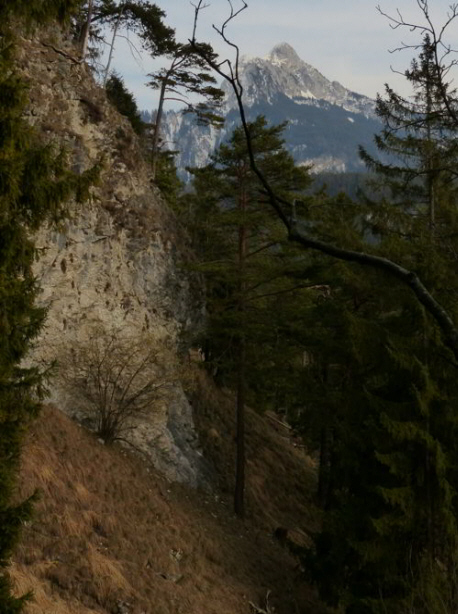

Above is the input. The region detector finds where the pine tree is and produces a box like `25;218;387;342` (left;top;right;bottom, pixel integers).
106;73;146;135
75;0;175;62
360;35;458;254
0;5;96;609
302;35;458;613
148;42;224;180
185;116;310;515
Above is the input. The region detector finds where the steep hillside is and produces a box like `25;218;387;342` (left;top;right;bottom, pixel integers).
190;370;317;531
11;403;327;614
8;28;330;614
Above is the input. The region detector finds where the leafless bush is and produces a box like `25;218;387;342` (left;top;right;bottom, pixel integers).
59;329;177;443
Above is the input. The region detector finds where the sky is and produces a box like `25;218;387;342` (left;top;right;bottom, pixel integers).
100;0;458;111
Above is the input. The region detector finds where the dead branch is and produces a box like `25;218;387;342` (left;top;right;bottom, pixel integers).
249;590;275;614
377;0;458;126
40;41;83;64
266;413;292;431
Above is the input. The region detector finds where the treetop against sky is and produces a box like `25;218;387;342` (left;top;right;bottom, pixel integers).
99;0;458;110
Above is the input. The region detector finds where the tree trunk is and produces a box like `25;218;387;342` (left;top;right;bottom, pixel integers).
80;0;94;60
234;335;246;517
318;426;333;508
234;187;248;517
103;3;125;85
151;78;168;181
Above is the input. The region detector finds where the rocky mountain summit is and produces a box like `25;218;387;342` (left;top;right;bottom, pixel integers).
162;43;381;176
233;42;375;117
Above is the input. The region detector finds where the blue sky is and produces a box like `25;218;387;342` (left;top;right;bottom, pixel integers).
100;0;458;111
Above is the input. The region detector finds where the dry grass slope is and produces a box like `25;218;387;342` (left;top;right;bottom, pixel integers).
11;395;328;613
190;369;319;533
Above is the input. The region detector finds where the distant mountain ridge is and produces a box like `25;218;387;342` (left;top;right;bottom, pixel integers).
232;43;375;117
159;43;382;177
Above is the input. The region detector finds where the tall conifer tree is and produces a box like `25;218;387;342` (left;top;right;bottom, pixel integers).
304;35;458;613
185;116;310;515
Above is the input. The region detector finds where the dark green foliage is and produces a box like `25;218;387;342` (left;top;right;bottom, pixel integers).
184;116;311;395
0;14;96;611
301;35;458;613
310;172;373;200
73;0;175;62
106;73;145;135
183;116;316;416
154;151;183;208
89;0;175;56
0;0;81;29
300;263;458;611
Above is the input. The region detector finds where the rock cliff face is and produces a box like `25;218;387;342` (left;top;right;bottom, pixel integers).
17;33;207;486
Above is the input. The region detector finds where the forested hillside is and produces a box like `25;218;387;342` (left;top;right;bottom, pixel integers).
3;1;458;614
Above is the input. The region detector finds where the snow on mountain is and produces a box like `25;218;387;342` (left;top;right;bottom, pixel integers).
229;43;375;117
160;43;381;178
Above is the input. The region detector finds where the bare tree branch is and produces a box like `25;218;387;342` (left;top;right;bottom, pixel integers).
190;0;458;361
40;41;84;65
378;0;458;125
59;329;178;443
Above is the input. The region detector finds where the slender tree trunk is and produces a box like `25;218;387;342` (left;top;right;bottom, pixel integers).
234;187;248;517
428;173;436;234
234;334;246;516
103;3;125;85
151;78;168;180
424;76;436;553
421;313;435;557
317;426;332;508
80;0;94;60
424;71;436;236
318;425;335;509
317;365;333;509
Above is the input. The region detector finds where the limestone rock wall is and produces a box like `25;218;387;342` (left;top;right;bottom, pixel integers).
17;33;207;486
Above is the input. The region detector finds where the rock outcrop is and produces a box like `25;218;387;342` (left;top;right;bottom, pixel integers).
17;32;207;486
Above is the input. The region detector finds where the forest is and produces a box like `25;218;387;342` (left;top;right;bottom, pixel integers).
3;1;458;613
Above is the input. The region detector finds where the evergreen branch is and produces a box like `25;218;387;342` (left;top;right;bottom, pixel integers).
246;241;279;258
164;97;193;107
244;283;320;303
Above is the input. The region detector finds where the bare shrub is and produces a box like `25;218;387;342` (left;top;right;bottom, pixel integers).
59;329;176;443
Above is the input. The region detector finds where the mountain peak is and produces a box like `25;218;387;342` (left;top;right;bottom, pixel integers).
237;43;374;117
268;42;301;64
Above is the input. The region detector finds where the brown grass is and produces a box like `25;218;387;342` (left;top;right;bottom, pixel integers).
190;367;319;534
11;393;328;614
